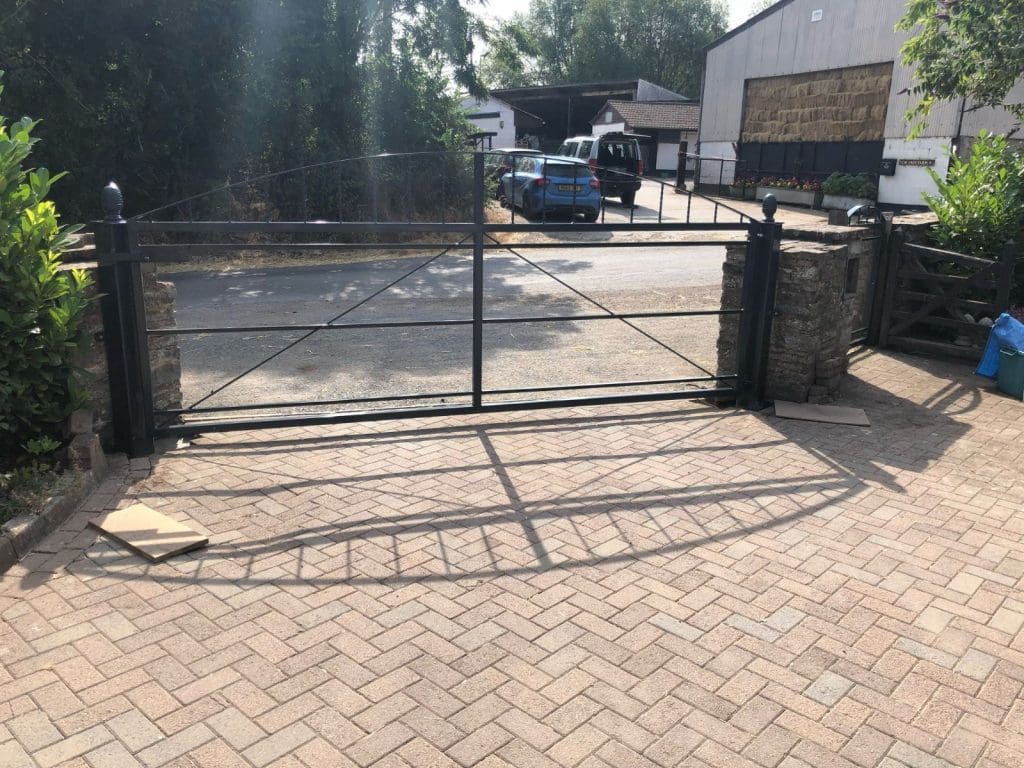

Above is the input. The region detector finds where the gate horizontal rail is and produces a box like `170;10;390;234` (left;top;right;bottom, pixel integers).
155;389;740;438
131;238;748;259
129;221;750;236
153;375;738;418
147;309;743;336
92;152;782;455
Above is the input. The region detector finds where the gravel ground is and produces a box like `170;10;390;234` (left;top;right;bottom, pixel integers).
164;243;731;422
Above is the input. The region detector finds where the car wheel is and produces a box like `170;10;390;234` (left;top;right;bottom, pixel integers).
621;190;636;207
583;210;598;223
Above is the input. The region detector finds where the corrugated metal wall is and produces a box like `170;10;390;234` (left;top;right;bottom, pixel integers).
699;0;963;144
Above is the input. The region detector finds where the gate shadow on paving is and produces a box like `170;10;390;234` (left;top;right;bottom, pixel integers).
52;352;984;591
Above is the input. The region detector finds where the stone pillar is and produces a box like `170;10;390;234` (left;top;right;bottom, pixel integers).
718;238;861;404
143;267;183;415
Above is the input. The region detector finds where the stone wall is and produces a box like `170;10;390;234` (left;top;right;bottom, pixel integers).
741;63;893;144
717;224;879;404
145;269;183;415
77;266;182;446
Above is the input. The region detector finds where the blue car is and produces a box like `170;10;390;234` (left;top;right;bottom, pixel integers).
500;155;601;221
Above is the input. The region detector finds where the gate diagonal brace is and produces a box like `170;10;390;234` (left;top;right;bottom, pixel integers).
485;234;717;379
890;251;999;336
173;235;473;420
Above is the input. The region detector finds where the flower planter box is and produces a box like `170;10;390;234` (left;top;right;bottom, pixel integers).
821;194;874;211
756;186;822;208
728;185;756;200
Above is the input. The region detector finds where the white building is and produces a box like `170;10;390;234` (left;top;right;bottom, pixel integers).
460;95;544;150
697;0;1023;207
589;100;701;176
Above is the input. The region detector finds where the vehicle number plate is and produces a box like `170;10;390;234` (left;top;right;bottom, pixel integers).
557;184;583;192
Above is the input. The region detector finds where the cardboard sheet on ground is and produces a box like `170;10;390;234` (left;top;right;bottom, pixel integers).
774;401;870;427
90;503;208;562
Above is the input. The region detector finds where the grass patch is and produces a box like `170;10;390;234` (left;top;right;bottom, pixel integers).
0;462;76;526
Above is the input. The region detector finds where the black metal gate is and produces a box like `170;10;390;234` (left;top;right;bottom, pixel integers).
93;152;782;456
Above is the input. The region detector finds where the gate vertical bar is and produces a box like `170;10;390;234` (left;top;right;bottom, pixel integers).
736;195;782;410
864;212;893;346
996;240;1018;312
472;153;485;408
877;227;905;348
95;182;155;456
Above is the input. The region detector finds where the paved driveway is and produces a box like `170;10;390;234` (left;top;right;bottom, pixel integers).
3;349;1024;768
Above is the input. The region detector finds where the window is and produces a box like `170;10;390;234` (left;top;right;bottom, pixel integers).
580;141;594;158
514;156;536;173
604;141;636;160
605;111;613;124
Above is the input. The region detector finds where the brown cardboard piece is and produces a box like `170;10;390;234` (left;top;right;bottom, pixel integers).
90;503;208;562
774;401;871;427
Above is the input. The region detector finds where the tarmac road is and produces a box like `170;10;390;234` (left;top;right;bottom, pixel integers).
165;244;729;417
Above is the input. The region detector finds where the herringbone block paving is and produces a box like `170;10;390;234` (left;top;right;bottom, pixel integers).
3;350;1024;767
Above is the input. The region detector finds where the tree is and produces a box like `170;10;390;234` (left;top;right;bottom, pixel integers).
0;0;483;220
480;20;541;88
898;0;1024;128
748;0;778;18
480;0;727;96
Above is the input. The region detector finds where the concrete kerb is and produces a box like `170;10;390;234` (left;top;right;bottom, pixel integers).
0;449;125;576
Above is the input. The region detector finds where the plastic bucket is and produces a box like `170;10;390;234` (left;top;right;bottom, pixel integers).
997;349;1024;400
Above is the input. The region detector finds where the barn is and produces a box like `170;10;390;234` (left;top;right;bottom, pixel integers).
696;0;1023;208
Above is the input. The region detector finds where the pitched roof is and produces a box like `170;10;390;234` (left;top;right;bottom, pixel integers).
593;100;701;131
705;0;795;52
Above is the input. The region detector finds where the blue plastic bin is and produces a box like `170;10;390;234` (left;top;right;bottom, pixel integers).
998;349;1024;400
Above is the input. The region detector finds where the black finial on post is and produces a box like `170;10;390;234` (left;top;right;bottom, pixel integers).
102;182;125;223
762;193;777;223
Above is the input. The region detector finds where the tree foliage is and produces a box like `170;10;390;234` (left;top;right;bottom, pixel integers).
748;0;778;18
0;0;483;221
898;0;1024;129
480;0;727;97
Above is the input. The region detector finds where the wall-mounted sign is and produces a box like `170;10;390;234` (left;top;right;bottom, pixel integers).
811;9;823;21
898;158;936;167
879;158;897;176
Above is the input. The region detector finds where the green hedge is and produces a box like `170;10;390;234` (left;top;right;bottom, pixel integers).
0;74;92;464
821;172;877;199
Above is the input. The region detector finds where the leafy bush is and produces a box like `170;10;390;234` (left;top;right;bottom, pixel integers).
822;173;877;199
0;73;93;464
924;132;1024;260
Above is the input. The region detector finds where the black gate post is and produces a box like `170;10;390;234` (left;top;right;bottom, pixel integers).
736;195;782;410
864;212;894;346
94;182;155;456
472;153;485;409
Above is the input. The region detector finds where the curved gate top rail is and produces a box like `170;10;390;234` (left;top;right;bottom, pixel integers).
92;153;781;456
129;150;755;227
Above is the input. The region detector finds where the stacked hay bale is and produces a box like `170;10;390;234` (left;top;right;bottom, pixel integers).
741;63;893;143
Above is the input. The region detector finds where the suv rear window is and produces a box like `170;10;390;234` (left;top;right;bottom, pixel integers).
599;141;638;161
